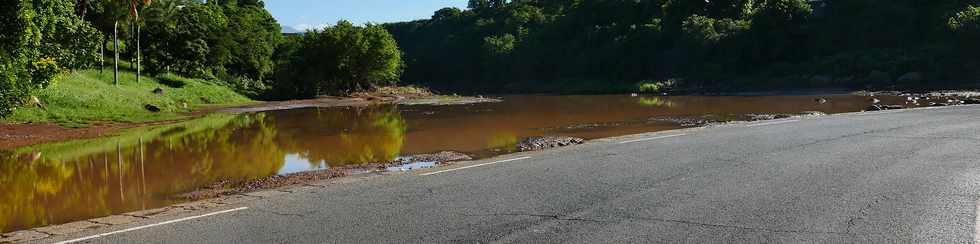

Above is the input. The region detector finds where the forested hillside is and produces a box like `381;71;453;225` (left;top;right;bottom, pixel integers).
387;0;980;93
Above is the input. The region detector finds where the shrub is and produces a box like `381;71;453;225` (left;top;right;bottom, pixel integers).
638;79;678;93
0;0;101;117
273;21;404;97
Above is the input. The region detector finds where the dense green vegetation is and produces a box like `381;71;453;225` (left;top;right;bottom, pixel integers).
1;0;102;117
272;21;403;97
386;0;980;93
0;0;401;120
140;0;282;97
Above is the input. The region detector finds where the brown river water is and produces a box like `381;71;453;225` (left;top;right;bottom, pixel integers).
0;94;918;232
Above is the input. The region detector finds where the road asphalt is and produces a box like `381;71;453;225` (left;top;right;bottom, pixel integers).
46;105;980;243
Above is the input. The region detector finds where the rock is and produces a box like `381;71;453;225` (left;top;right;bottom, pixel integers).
963;98;980;104
798;111;827;117
144;104;161;112
24;95;45;109
746;114;792;121
867;70;891;83
398;151;472;164
897;72;923;83
930;102;949;107
516;136;585;152
815;98;828;104
650;117;720;127
865;104;903;111
152;87;164;95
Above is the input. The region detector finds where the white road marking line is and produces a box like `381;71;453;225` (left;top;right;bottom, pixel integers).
54;207;249;244
618;134;687;144
975;199;979;244
421;157;532;176
745;120;800;127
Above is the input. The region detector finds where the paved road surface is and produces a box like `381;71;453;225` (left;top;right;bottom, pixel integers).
50;105;980;243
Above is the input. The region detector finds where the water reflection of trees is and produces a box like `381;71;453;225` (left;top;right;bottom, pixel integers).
637;97;678;108
273;106;407;166
0;113;284;232
0;107;408;232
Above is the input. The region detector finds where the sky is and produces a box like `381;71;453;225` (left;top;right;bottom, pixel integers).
266;0;469;31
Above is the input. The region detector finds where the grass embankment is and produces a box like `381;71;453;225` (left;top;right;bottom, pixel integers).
3;63;254;127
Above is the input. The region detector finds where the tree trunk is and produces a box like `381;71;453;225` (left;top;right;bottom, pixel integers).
131;23;136;66
137;24;141;84
100;39;105;74
114;21;119;86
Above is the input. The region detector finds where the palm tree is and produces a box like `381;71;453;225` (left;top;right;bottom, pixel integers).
130;0;152;84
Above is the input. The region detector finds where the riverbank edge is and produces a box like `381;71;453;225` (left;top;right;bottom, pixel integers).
5;103;979;243
0;94;500;150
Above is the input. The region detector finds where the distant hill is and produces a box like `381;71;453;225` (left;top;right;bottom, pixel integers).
280;25;302;34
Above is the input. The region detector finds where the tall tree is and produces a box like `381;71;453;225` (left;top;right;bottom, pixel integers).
129;0;152;84
274;21;403;97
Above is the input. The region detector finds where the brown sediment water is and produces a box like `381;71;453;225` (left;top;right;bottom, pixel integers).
0;94;921;232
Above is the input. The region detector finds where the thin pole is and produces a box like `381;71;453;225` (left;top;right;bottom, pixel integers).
113;21;119;86
136;24;141;84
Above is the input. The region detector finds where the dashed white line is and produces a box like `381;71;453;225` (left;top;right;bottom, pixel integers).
54;207;249;244
618;134;687;144
745;120;800;127
420;157;532;176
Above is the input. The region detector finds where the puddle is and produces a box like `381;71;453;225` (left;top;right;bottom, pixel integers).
0;94;930;232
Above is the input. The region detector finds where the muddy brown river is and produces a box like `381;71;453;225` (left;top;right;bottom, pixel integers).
0;94;920;232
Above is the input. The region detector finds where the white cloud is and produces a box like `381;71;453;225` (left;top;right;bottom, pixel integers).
293;23;330;32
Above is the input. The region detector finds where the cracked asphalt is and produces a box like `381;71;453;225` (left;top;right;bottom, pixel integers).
50;105;980;243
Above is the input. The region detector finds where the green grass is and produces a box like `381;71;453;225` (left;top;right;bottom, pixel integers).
2;65;255;127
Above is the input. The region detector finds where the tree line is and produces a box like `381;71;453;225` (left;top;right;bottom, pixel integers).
1;0;403;117
5;0;980;118
386;0;980;93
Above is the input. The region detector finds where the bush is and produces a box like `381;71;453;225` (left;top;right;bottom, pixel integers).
638;79;678;93
273;21;404;98
0;0;102;117
949;5;980;34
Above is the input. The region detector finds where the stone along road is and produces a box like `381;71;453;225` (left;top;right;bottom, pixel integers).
43;105;980;243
